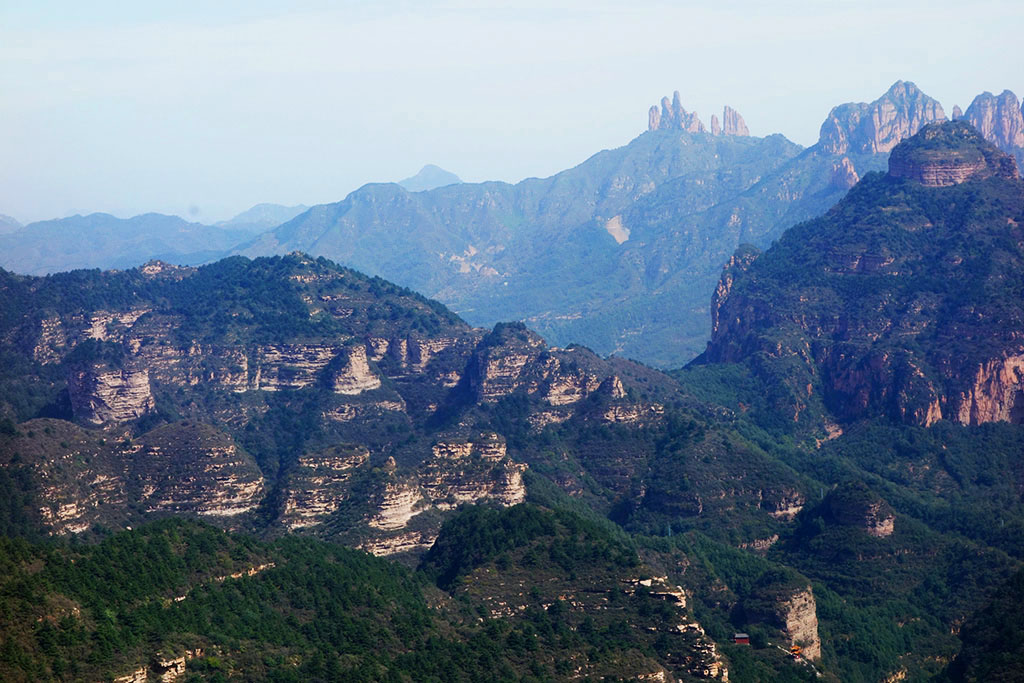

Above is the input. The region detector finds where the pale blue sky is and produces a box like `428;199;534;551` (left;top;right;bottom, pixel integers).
2;0;1021;223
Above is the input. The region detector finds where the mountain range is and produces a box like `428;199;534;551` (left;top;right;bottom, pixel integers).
2;122;1024;679
5;82;1024;367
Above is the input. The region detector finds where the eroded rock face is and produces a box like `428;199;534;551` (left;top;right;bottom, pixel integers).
360;531;438;557
705;123;1024;428
369;482;426;531
281;445;370;529
830;497;895;537
134;424;265;519
113;667;148;683
648;91;706;133
257;344;340;390
722;105;749;136
888;120;1019;187
332;345;381;394
709;246;760;339
762;491;805;521
34;316;69;364
422;433;525;510
68;366;155;425
952;354;1024;425
818;80;946;154
85;309;151;342
826;482;895;538
964;90;1024;152
830;156;860;190
781;588;822;660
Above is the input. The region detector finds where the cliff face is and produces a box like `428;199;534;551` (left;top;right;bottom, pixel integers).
2;254;812;561
964;90;1024;153
888;121;1019;186
281;445;370;530
703;123;1024;428
722;105;749;136
465;324;607;407
818;80;946;154
6;419;264;534
68;366;155;425
781;588;822;660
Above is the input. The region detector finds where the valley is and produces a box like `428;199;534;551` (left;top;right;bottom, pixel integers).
2;99;1024;681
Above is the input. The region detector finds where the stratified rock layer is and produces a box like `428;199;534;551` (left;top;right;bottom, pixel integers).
889;121;1019;187
68;366;155;425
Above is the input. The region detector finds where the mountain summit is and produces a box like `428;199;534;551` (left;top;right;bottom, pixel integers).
647;91;749;136
398;164;462;192
817;80;946;154
963;89;1024;159
888;120;1019;186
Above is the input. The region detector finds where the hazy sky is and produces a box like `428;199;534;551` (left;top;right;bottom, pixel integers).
2;0;1021;224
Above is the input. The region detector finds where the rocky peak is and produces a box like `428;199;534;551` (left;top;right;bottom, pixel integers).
722;105;749;136
646;94;749;136
888;120;1019;187
817;80;946;154
648;91;706;133
963;90;1024;153
952;104;963;120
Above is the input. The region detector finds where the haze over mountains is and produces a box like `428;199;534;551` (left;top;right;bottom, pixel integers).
5;81;1024;369
3;116;1024;680
397;164;463;192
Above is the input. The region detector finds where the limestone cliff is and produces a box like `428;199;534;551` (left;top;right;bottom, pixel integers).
7;419;264;534
331;345;382;394
888;121;1019;186
68;365;155;425
817;80;945;154
132;423;265;520
964;89;1024;153
780;588;822;660
830;156;860;190
709;245;760;338
281;445;370;529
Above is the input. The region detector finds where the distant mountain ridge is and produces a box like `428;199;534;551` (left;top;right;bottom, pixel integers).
217;202;308;233
0;212;255;275
398;164;462;192
0;214;20;235
241;80;1003;366
7;81;1024;367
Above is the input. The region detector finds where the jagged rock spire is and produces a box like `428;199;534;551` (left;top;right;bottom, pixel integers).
722;106;749;136
647;92;749;135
